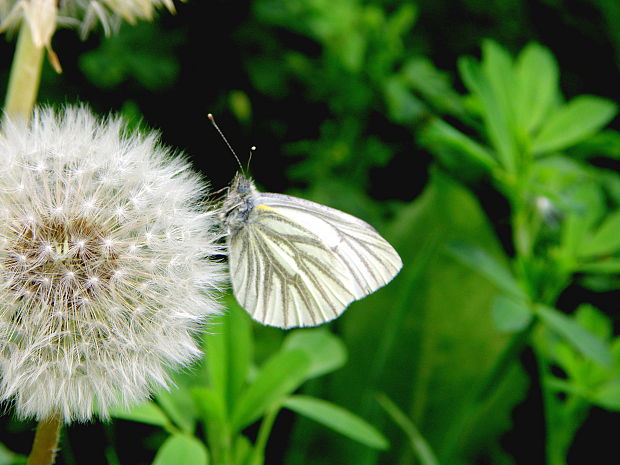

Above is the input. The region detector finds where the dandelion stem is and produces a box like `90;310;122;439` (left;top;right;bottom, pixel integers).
26;414;62;465
4;19;45;120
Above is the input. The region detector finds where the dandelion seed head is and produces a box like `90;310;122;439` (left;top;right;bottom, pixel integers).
0;106;225;423
0;0;178;45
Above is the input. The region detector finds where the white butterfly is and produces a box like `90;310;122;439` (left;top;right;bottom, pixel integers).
221;173;402;328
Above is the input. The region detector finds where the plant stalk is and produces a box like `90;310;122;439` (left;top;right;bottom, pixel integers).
4;19;45;120
205;419;233;465
249;406;280;465
27;414;62;465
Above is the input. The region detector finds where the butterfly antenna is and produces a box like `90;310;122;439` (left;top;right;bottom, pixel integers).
207;113;244;172
246;145;256;172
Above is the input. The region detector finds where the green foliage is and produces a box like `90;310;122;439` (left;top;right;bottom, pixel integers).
112;402;174;431
376;394;439;465
283;396;389;450
535;304;620;462
414;40;620;464
447;240;526;299
0;444;26;465
249;0;425;195
151;435;209;465
537;305;612;368
491;295;533;333
79;23;182;91
111;303;383;464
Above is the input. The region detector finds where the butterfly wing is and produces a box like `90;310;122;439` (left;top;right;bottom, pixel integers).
228;192;402;328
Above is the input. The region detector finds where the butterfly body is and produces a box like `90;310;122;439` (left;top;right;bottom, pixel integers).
222;173;402;328
222;173;257;233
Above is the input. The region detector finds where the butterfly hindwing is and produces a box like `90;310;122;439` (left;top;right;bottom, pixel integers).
229;204;355;327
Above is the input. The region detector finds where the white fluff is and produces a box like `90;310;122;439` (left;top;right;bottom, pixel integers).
0;106;225;422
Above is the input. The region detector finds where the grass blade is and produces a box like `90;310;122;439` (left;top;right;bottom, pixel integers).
284;395;389;450
376;393;439;465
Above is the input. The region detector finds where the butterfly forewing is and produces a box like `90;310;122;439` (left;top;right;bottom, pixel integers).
260;193;402;294
226;182;402;328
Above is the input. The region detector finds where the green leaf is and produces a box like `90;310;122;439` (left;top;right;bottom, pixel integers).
575;304;612;341
204;300;253;415
152;434;208;465
226;303;254;403
204;323;227;408
537;305;612;367
578;259;620;274
447;241;525;299
111;401;173;430
569;129;620;161
419;118;498;172
284;395;388;450
514;42;559;136
282;328;347;379
191;388;227;426
229;90;253;125
157;387;196;434
233;436;253;465
491;295;533;332
458;56;484;98
580;210;620;257
376;393;439;465
592;379;620;411
459;44;518;172
612;339;620;367
0;443;26;465
482;40;516;134
401;58;465;116
231;349;311;432
579;274;619;293
532;96;618;155
384;76;426;124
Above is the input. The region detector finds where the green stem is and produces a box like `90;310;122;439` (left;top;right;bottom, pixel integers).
536;345;564;465
205;420;234;465
536;330;588;465
377;393;439;465
249;406;280;465
4;19;45;120
27;414;63;465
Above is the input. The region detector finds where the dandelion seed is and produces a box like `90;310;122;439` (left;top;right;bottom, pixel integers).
0;106;225;423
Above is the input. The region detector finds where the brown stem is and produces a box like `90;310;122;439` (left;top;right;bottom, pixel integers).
26;414;62;465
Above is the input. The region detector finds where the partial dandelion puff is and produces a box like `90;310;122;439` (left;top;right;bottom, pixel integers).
0;0;179;44
0;106;225;423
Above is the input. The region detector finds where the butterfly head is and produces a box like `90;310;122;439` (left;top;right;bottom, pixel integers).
221;173;257;234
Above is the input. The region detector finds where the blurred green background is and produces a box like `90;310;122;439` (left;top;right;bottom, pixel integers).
2;1;620;464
